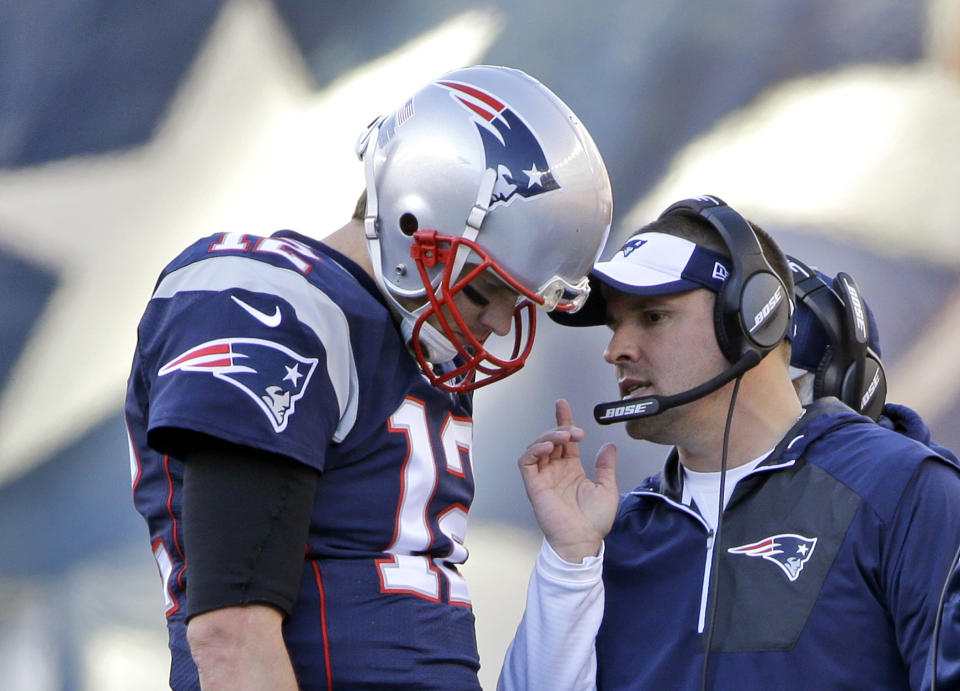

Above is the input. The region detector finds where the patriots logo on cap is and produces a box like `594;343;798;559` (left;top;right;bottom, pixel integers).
620;237;648;258
439;80;560;207
158;338;318;432
728;533;818;582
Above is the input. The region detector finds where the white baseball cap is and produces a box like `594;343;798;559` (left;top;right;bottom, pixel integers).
551;232;732;327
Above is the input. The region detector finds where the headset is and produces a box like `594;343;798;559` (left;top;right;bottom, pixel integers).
788;256;887;421
594;195;793;424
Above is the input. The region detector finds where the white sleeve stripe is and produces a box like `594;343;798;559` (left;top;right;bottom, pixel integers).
153;256;359;441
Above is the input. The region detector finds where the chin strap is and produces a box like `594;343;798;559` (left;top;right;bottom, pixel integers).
449;167;496;282
399;314;457;364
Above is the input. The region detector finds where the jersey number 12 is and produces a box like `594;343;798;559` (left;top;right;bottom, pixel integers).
377;397;473;606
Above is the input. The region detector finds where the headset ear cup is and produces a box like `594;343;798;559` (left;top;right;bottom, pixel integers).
714;270;790;363
813;350;835;402
740;272;791;352
847;353;887;420
828;352;886;419
713;281;741;363
838;362;862;412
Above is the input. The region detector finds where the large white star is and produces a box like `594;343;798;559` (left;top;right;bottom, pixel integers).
0;0;503;485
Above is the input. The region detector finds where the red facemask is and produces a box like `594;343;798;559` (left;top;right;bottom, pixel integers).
408;229;542;393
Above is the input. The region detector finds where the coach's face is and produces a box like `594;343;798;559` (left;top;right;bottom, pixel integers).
602;286;731;443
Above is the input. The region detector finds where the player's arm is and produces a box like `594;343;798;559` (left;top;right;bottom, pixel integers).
187;606;295;691
164;431;319;690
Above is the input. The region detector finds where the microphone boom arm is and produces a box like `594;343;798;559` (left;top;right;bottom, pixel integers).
593;351;761;424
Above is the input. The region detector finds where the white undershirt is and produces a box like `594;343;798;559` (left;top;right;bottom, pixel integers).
682;451;771;532
681;450;773;635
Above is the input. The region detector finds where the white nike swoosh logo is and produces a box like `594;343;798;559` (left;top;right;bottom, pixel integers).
231;295;282;327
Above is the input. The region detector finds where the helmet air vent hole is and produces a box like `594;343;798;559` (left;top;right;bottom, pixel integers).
399;213;419;236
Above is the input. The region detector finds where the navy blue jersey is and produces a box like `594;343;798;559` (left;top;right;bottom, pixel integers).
125;230;481;689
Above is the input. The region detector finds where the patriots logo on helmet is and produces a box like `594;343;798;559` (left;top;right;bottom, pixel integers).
439;80;560;207
158;338;318;433
728;533;818;582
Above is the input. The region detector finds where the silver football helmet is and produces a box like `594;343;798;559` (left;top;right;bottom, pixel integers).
356;64;612;392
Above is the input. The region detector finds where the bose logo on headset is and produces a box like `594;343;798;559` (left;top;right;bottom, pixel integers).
841;277;866;335
750;284;784;334
861;368;882;411
598;400;658;420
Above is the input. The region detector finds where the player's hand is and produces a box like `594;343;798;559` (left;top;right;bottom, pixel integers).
518;399;619;563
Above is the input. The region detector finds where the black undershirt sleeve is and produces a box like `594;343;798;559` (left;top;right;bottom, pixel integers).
173;433;319;622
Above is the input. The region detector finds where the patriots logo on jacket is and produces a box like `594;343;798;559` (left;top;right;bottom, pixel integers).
728;534;818;582
439;80;560;207
158;338;318;432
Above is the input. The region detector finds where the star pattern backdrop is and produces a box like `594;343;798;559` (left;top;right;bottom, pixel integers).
1;1;956;689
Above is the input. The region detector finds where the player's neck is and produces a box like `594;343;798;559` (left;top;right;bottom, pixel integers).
322;219;426;327
322;219;375;279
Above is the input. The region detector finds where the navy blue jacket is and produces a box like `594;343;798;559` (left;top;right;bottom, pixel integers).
881;403;960;691
597;399;960;690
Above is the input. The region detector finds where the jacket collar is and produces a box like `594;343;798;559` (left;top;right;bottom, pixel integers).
650;397;868;502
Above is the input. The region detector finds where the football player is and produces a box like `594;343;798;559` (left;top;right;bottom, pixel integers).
125;65;612;689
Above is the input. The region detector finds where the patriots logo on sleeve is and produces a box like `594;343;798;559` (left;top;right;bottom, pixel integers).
728;534;818;582
158;338;318;432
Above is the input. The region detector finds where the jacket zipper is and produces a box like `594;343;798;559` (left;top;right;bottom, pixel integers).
631;490;715;632
698;528;715;633
630;461;800;636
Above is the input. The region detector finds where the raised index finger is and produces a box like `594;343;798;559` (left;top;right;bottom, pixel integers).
555;398;575;428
